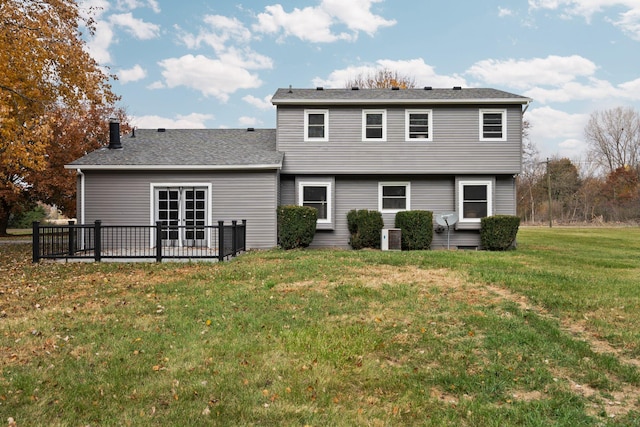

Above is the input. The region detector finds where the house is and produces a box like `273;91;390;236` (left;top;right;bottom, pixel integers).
66;87;531;250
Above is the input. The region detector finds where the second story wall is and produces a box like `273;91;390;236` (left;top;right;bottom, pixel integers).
276;104;523;175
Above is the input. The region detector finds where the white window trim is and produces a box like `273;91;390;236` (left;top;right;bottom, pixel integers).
378;182;411;213
149;182;213;247
362;109;387;141
479;109;507;141
457;180;492;223
298;181;332;224
405;109;433;141
304;109;329;142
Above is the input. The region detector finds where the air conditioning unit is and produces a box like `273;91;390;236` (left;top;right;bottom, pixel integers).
381;228;401;251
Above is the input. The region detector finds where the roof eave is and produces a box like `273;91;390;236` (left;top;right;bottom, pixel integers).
65;163;283;171
272;98;532;106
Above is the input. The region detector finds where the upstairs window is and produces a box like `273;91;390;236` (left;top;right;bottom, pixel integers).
304;110;328;141
379;182;410;213
480;109;506;141
363;110;387;141
458;180;492;222
405;110;432;141
298;181;332;224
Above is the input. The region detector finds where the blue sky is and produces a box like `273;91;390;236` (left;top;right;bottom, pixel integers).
80;0;640;161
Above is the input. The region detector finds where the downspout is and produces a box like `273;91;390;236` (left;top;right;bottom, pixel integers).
77;168;85;225
77;168;85;250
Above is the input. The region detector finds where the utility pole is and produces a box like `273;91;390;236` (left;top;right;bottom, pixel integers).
546;158;552;228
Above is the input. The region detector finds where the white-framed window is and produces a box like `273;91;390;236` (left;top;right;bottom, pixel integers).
458;180;492;222
298;181;332;224
379;182;410;213
479;109;506;141
405;109;432;141
363;109;387;141
304;109;328;141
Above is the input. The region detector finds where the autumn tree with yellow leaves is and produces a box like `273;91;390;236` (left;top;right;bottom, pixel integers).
0;0;127;235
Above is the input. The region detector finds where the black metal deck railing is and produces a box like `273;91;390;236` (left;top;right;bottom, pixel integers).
32;220;246;262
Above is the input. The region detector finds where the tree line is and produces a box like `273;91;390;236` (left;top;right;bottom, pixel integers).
518;106;640;225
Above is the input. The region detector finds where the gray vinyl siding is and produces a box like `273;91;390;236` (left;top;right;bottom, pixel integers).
277;105;523;175
280;174;516;249
82;170;278;249
495;176;517;215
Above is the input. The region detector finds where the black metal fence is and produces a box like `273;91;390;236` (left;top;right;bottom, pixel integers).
32;220;246;263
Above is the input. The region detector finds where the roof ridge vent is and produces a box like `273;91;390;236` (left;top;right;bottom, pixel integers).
157;128;166;132
351;86;359;90
316;86;324;90
391;86;400;90
453;86;462;90
247;127;255;132
424;86;432;90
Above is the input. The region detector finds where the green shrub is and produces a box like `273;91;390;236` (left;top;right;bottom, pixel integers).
395;210;433;250
8;204;47;229
347;209;384;249
480;215;521;250
277;205;317;250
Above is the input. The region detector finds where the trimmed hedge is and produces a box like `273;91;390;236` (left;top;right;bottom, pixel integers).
277;205;317;250
395;210;433;250
480;215;520;251
347;209;384;249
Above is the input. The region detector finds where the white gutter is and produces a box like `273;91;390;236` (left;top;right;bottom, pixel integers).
65;163;282;171
272;98;533;106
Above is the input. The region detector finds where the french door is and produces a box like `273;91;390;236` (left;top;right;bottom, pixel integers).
155;186;208;247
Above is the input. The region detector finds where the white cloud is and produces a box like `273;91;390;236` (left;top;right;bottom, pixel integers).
498;7;514;17
320;0;397;35
238;116;262;126
158;54;264;102
243;94;274;110
170;15;272;100
313;58;466;88
147;80;165;90
527;106;589;140
218;47;273;70
618;77;640;98
466;55;597;90
110;12;160;40
85;17;114;64
116;0;160;13
180;15;252;51
79;0;160;64
611;7;640;40
131;113;214;129
118;64;147;83
253;0;395;43
526;106;590;158
557;138;589;159
254;4;350;42
523;78;620;103
528;0;640;37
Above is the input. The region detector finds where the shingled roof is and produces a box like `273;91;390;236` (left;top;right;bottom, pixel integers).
271;87;531;105
66;128;282;170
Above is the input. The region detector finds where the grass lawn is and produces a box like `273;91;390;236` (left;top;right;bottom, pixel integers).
1;227;640;426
